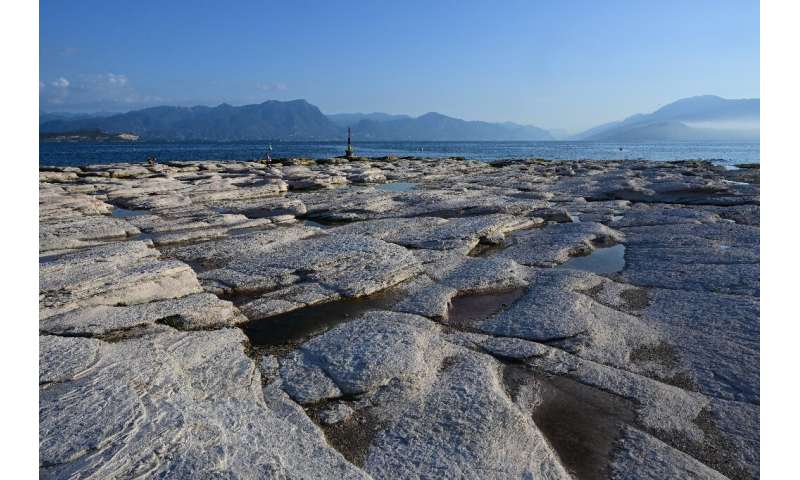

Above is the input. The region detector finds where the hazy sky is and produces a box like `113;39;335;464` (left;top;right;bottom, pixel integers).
40;0;759;131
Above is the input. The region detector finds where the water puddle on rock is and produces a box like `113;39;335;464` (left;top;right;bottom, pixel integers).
241;288;405;353
446;288;526;330
722;179;751;186
503;365;636;480
39;253;62;264
556;244;626;274
302;219;330;229
376;182;417;192
112;207;150;218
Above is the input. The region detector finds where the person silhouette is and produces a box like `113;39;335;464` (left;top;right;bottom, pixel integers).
264;144;273;165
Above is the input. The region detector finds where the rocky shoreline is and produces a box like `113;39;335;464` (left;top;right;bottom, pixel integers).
39;157;759;479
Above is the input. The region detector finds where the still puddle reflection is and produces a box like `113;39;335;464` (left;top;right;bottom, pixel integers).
503;364;636;480
376;182;418;192
446;288;526;329
112;207;150;218
556;244;626;274
241;289;404;349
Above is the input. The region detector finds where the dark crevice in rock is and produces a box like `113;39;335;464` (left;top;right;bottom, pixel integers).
297;215;360;228
467;238;510;257
310;405;382;468
214;285;289;306
40;323;155;343
154;314;187;330
98;324;158;342
472;347;547;367
539;331;589;345
301;389;389;468
152;315;237;333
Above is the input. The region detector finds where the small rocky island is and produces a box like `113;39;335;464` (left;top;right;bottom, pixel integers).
39;157;759;479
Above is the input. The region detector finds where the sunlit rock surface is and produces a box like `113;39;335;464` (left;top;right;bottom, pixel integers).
39;158;759;479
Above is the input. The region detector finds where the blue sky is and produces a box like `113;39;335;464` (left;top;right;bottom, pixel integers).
40;0;759;131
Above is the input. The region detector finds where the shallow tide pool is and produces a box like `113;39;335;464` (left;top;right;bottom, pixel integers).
555;244;626;274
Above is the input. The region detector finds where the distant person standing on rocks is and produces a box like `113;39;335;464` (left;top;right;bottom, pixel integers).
146;155;157;166
264;143;273;165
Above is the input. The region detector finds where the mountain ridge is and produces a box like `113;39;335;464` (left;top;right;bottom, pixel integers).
40;100;342;141
327;112;412;126
351;112;553;141
40;100;553;141
573;95;759;141
40;95;759;142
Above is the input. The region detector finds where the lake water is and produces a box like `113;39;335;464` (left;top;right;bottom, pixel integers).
39;140;759;167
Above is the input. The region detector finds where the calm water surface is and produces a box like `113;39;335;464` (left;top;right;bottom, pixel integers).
40;141;759;167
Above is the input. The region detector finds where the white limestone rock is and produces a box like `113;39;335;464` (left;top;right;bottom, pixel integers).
41;293;245;336
39;241;202;318
220;234;422;299
39;215;141;252
39;335;103;384
280;311;444;401
40;328;367;479
364;351;572;479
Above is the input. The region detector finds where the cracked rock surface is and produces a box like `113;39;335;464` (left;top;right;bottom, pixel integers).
40;158;759;479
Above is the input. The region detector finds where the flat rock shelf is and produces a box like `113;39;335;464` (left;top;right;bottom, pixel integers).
39;157;759;479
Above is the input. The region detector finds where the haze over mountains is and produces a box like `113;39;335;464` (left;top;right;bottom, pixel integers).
40;95;758;142
571;95;759;141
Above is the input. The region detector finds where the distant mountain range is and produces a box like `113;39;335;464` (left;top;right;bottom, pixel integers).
39;100;552;141
571;95;759;141
39;95;758;142
349;113;552;141
327;112;412;126
39;100;341;141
